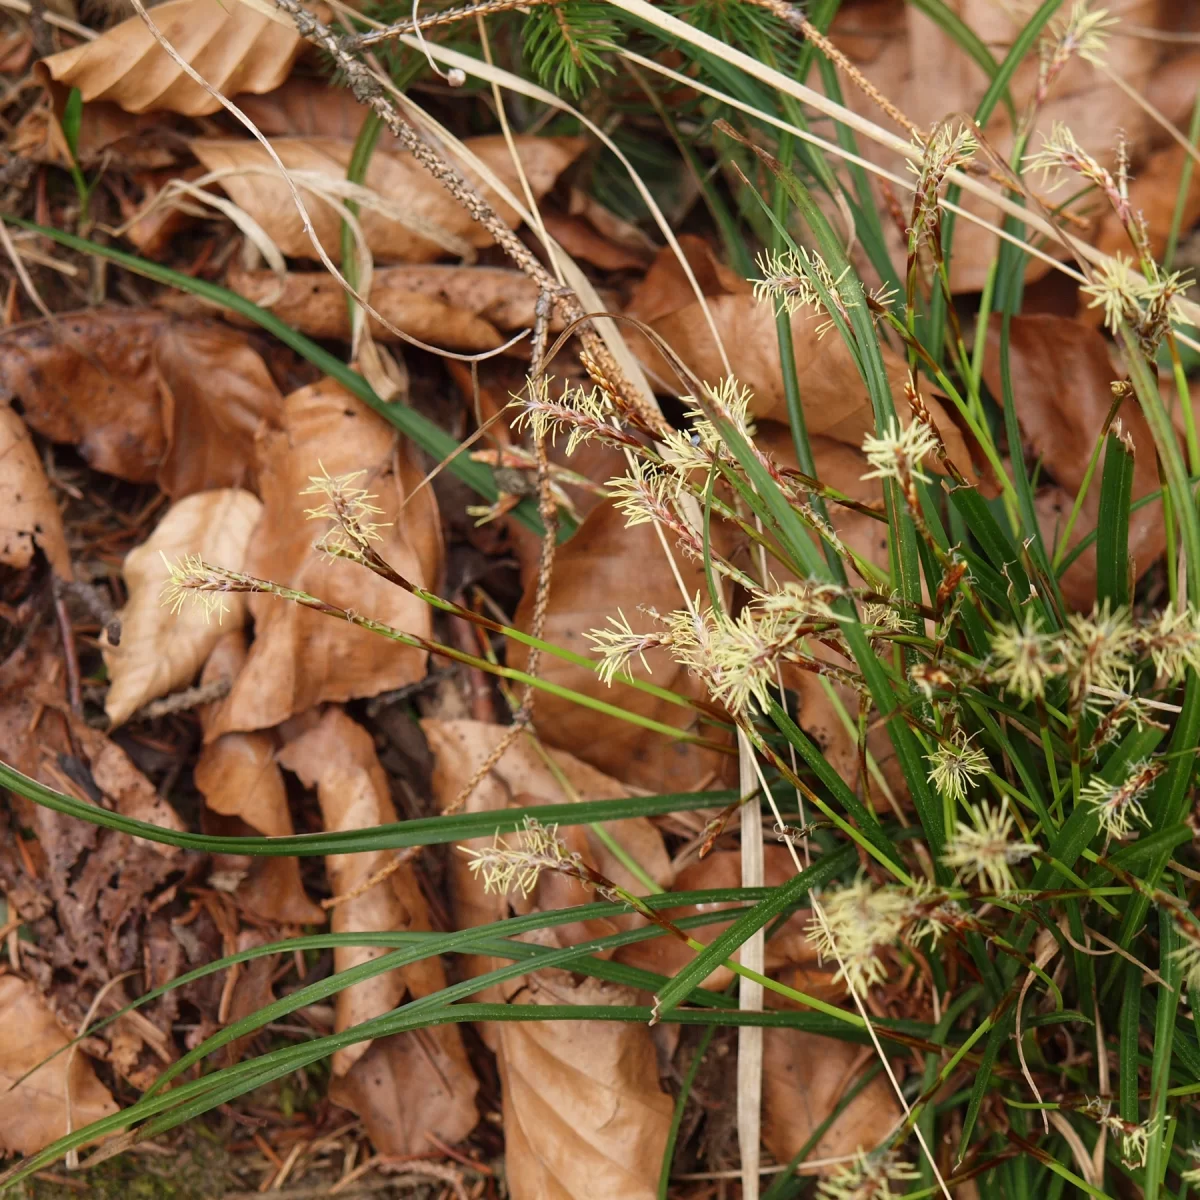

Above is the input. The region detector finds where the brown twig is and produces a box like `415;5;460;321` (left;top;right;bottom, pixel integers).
743;0;923;140
352;0;537;48
51;580;82;713
134;677;232;721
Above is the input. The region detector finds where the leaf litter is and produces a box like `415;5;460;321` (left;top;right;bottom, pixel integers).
1;0;1199;1195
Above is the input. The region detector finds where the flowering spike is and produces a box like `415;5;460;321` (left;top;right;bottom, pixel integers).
752;247;856;338
816;1150;920;1200
860;417;940;485
927;732;990;806
1080;759;1164;839
1171;933;1200;997
461;818;584;900
300;462;390;555
158;553;251;623
941;802;1036;893
585;610;669;685
1038;2;1117;104
808;879;948;994
990;612;1062;702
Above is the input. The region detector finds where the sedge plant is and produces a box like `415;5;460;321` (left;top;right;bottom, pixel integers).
6;2;1200;1198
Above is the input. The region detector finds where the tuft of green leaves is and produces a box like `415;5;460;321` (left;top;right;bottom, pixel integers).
522;0;620;94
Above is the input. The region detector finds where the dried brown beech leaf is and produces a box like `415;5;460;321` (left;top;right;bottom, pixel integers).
37;0;303;117
154;321;284;497
0;406;71;578
277;708;456;1052
0;976;119;1156
761;1029;898;1171
539;208;651;272
0;634;182;998
627;238;977;477
10;98;186;172
194;632;324;926
206;378;441;736
85;732;187;835
983;315;1167;610
103;489;262;726
0;634;183;835
226;263;549;351
826;0;1168;290
496;970;673;1200
509;501;733;794
328;1027;481;1158
423;718;671;996
278;708;479;1152
0;309;168;481
190;134;584;264
0;310;285;492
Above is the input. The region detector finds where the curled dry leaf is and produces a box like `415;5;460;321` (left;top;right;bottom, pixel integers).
277;708;478;1151
510;499;734;794
982;314;1169;610
0;405;71;579
10;98;186;172
206;377;442;737
496;970;673;1200
190;134;584;264
226;263;551;352
102;488;262;726
761;1029;899;1172
194;632;324;926
0;310;285;493
0;976;119;1156
37;0;303;117
627;238;977;477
